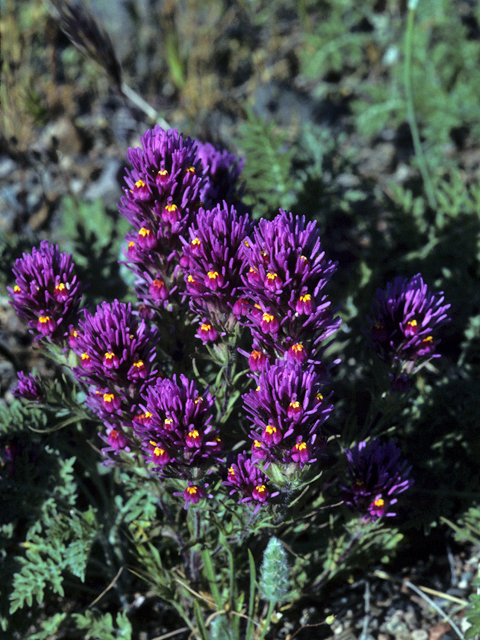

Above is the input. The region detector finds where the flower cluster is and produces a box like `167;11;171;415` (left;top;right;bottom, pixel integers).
7;125;437;524
223;451;277;513
71;300;159;433
8;241;83;342
12;372;43;402
119;126;206;311
240;211;340;367
341;439;413;521
118;128;248;319
133;374;221;478
243;363;332;468
196;141;245;211
236;211;340;492
181;202;253;336
367;274;450;387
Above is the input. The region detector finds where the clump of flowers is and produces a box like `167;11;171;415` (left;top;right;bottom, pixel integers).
223;451;278;513
367;274;450;386
242;362;332;469
341;439;413;521
119;126;206;311
7;240;83;343
71;300;159;432
181;201;253;336
6;122;454;640
240;211;340;367
133;374;221;481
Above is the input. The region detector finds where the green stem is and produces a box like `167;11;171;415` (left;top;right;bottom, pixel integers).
404;0;437;210
258;600;276;640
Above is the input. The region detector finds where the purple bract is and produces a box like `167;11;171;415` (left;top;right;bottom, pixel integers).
182;202;253;333
367;274;450;378
223;451;276;513
242;362;332;467
8;241;83;342
241;210;340;365
13;372;43;402
118;126;207;311
133;374;221;477
72;300;159;425
341;439;413;521
196;141;245;210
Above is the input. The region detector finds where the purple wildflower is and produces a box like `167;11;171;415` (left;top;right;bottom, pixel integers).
107;427;130;451
367;274;450;377
118;126;207;311
247;346;271;372
341;439;413;521
133;374;221;476
196;141;245;209
223;451;276;512
197;320;219;343
12;372;43;402
72;300;159;425
182;202;253;334
183;483;204;506
8;241;83;342
242;362;332;467
241;211;340;365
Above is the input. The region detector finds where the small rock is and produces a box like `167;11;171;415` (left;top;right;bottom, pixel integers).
411;630;428;640
428;621;452;640
0;156;16;179
84;158;122;204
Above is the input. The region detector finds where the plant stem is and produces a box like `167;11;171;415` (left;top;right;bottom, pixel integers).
258;600;276;640
121;82;170;130
404;0;437;210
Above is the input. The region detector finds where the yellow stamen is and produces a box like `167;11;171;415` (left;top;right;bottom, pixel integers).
295;442;307;451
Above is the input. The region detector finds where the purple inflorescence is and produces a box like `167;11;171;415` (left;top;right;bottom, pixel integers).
71;300;159;429
8;241;83;342
196;141;245;210
12;372;43;402
223;451;276;512
367;274;450;380
341;439;413;521
181;202;253;335
242;362;332;467
133;374;221;477
118;126;207;311
241;210;340;366
0;440;17;481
